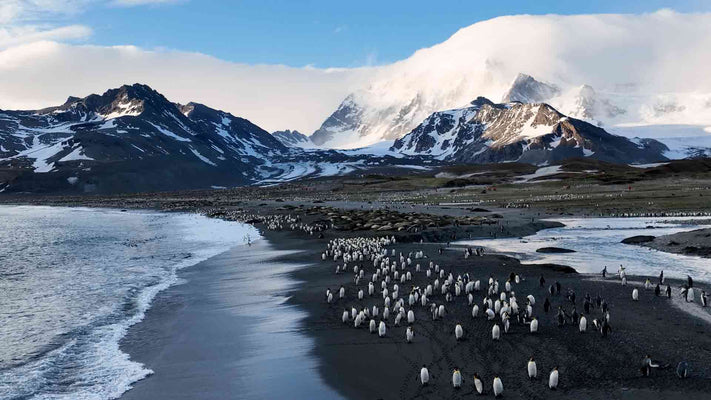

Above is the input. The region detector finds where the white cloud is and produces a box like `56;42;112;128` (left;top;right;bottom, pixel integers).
0;42;373;133
0;24;91;48
314;10;711;147
0;0;93;23
2;10;711;138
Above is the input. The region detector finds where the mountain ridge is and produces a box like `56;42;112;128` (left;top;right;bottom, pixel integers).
391;97;669;165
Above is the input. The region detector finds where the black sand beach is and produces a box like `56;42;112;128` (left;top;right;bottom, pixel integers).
119;236;340;399
112;202;711;399
3;189;711;399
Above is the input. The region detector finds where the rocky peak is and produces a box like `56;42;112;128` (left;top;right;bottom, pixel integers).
501;73;560;104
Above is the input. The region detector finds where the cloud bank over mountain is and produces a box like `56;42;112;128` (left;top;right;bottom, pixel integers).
2;9;711;135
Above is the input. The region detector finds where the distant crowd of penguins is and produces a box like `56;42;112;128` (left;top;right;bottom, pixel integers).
321;236;705;396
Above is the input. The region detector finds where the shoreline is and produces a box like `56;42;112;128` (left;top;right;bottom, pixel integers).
5;201;711;399
118;231;344;399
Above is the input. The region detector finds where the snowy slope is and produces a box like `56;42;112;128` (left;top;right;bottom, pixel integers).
391;97;668;165
0;84;288;192
272;130;317;148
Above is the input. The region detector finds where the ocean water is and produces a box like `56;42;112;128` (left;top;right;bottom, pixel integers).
0;206;258;400
458;217;711;282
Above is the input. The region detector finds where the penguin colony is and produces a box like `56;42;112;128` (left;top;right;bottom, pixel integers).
322;235;705;396
205;207;706;395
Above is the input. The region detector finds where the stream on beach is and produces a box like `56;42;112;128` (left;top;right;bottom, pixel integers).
458;217;711;282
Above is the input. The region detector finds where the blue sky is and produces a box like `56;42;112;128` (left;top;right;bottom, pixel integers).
65;0;710;67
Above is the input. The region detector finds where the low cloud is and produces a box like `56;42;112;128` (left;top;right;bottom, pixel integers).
0;42;373;133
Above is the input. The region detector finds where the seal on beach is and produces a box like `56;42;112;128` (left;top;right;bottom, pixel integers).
527;357;537;379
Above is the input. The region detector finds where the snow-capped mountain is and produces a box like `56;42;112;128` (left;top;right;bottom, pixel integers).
0;84;436;193
391;97;668;165
0;84;290;192
272;129;315;148
309;13;711;150
501;74;560;104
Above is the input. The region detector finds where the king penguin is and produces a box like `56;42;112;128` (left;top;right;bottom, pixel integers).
493;376;503;397
549;367;559;389
455;323;464;341
420;365;430;386
527;357;537;379
492;323;501;340
452;368;462;388
473;373;483;394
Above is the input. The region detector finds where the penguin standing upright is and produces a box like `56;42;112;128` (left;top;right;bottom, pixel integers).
632;288;639;301
549;367;559;389
492;324;501;340
420;365;430;385
473;373;483;394
406;326;414;343
378;321;386;337
452;368;462;388
493;376;503;397
527;357;537;379
455;324;464;341
579;315;587;333
530;317;539;333
702;291;708;307
544;297;551;313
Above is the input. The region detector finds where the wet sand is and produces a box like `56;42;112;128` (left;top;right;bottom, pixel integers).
119;237;341;399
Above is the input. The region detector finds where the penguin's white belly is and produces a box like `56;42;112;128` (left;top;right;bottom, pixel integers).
492;324;500;340
549;370;559;389
493;377;503;396
528;362;537;378
452;371;462;387
420;369;429;384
